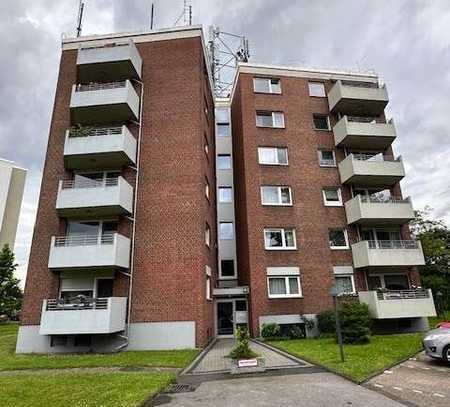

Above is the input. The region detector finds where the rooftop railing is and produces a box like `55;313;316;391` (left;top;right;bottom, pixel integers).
376;289;430;301
75;81;127;92
46;297;109;311
68;126;123;138
54;232;116;247
60;177;119;190
367;240;420;249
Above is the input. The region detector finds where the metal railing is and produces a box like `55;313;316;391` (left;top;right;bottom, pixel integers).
46;297;109;311
68;126;122;138
347;116;378;123
75;81;126;92
54;232;116;247
341;80;380;89
367;240;419;249
359;195;409;204
61;177;119;190
376;289;430;301
350;153;399;162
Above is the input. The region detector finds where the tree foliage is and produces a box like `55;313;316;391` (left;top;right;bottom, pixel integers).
0;244;22;319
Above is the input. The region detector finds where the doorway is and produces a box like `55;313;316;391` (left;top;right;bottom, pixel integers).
215;298;248;338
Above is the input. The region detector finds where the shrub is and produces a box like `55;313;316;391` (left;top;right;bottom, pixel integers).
340;302;371;344
289;325;305;339
261;323;281;338
229;327;259;360
317;310;336;335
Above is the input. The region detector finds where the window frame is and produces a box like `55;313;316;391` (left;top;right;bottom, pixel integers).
313;114;331;131
329;229;350;250
258;147;289;166
205;265;212;301
267;275;302;298
322;187;343;206
220;259;236;279
318;149;336;167
219;222;234;240
205;223;211;247
217;154;232;170
253;77;282;94
256;111;285;128
205;177;210;200
335;274;356;295
264;228;297;250
216;123;231;137
308;81;326;97
218;186;233;203
260;186;293;206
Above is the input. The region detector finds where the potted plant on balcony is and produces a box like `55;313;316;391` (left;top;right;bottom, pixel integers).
228;327;265;374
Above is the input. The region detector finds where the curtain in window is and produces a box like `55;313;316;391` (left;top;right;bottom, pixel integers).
266;231;282;247
269;278;286;294
284;230;295;247
336;276;353;294
288;277;299;294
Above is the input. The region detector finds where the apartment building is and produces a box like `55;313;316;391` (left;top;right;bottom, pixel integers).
17;25;435;353
0;158;27;250
17;26;217;353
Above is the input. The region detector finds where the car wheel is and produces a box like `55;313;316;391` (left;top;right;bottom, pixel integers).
443;345;450;365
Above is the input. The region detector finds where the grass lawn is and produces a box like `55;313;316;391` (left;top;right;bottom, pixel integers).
269;333;424;383
429;310;450;328
0;371;175;407
0;323;198;371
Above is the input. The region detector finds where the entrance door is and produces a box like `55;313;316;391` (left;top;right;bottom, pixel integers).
217;301;234;337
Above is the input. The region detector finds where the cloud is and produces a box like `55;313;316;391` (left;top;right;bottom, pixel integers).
1;0;448;284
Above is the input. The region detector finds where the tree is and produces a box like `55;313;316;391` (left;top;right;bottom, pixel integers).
0;244;22;319
411;207;450;312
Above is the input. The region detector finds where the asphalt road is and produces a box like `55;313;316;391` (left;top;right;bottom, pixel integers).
366;352;450;407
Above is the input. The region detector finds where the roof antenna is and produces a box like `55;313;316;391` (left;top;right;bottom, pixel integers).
174;0;192;26
150;3;155;30
76;0;85;37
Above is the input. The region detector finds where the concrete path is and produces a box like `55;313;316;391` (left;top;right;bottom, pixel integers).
188;339;308;374
366;351;450;407
152;372;406;406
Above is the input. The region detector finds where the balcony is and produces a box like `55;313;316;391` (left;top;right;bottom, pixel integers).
352;240;425;268
359;289;436;319
70;80;140;125
77;41;142;82
339;154;405;186
328;80;389;116
345;195;415;225
48;233;130;271
40;297;127;335
56;177;133;218
64;126;137;169
333;116;396;149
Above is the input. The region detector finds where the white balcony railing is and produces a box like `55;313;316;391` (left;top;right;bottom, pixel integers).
75;81;127;92
61;177;119;190
68;126;123;138
367;240;419;249
54;233;116;247
40;297;127;335
375;289;431;301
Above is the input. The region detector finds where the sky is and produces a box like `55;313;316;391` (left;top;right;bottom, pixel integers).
0;0;449;284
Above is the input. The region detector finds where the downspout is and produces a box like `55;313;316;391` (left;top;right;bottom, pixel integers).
115;77;144;351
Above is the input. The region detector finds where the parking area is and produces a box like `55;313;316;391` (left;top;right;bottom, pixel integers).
366;351;450;407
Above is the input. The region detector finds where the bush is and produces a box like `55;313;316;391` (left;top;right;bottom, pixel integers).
340;302;371;344
261;323;281;338
317;310;336;335
289;325;305;339
229;327;259;360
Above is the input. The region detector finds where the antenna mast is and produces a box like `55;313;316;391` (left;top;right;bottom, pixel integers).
76;0;85;37
208;27;250;98
174;0;192;26
150;3;155;30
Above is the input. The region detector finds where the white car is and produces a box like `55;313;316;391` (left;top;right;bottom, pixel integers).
423;328;450;364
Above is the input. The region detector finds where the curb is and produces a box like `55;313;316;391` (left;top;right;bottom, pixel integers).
179;338;217;375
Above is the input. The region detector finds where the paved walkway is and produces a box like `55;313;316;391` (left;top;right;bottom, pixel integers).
188;339;308;374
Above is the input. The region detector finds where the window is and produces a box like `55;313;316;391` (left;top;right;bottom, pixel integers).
218;187;232;203
258;147;288;165
205;177;210;200
261;186;292;206
219;222;234;240
215;108;229;123
221;259;235;277
268;276;301;298
335;275;355;295
318;150;336;167
253;77;281;94
329;229;349;249
217;154;231;169
204;134;209;157
217;123;230;137
313;114;330;130
50;336;67;347
206;266;212;300
205;223;211;247
322;187;342;206
264;228;297;250
308;82;326;97
256;111;285;128
74;335;92;347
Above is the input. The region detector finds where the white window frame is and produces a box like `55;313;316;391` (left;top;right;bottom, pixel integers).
267;276;302;298
264;228;297;250
335;274;356;295
253;77;282;94
217;154;232;170
308;82;326;97
206;265;212;301
313;114;331;131
218;186;233;203
256;111;285;128
317;149;336;167
216;123;230;137
367;273;411;290
205;223;211;247
329;229;350;250
322;187;343;206
258;147;289;166
260;186;293;206
205;178;210;200
219;222;234;240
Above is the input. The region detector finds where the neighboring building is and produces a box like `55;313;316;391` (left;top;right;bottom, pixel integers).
0;158;27;250
17;26;435;353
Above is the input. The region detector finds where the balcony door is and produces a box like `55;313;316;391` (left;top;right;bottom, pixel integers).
368;274;410;291
96;279;114;298
66;221;118;243
217;301;234;337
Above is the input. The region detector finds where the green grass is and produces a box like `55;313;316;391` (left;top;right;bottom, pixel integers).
269;333;424;382
0;323;198;371
0;371;175;407
429;310;450;328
